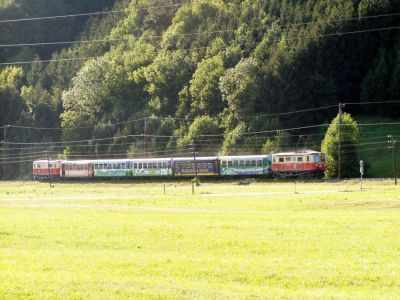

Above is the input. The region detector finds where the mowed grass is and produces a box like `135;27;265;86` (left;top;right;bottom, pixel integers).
1;180;400;299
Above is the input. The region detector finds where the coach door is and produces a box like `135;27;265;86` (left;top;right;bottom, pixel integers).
61;164;65;177
88;163;94;177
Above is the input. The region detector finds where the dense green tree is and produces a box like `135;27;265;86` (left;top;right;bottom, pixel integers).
321;112;360;179
177;115;221;151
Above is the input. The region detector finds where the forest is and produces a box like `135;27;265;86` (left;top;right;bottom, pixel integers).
1;0;400;179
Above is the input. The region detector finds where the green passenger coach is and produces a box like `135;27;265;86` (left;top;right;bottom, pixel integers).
93;159;132;177
219;155;272;176
130;158;172;177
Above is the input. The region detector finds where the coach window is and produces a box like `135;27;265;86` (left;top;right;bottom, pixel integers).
279;157;284;163
297;157;303;162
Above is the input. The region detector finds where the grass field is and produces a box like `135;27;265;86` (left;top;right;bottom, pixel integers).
1;180;400;299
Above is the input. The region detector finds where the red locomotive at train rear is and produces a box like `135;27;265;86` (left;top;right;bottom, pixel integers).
272;150;326;178
32;160;61;180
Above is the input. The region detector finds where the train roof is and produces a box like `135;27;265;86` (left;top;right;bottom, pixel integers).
130;158;172;162
61;160;94;164
273;150;322;156
219;155;270;160
173;156;218;161
91;159;130;163
33;160;62;163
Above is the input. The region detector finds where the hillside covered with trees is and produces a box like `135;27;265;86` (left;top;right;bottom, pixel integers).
1;0;400;178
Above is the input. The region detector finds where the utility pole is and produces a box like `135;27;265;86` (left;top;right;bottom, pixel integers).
3;125;9;180
338;103;345;179
388;135;397;186
143;117;147;158
191;140;198;183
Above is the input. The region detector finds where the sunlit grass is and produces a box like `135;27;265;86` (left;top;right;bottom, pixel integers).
1;180;399;299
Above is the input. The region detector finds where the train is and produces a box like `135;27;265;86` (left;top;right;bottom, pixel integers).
33;150;326;180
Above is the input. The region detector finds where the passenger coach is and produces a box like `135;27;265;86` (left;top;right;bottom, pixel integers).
219;155;272;176
173;157;219;177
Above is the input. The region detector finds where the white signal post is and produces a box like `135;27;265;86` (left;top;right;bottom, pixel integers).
359;160;364;191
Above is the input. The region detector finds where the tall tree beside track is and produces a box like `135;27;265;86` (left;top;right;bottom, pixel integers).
321;113;360;179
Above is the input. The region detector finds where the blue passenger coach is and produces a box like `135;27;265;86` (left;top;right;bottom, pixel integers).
173;157;219;176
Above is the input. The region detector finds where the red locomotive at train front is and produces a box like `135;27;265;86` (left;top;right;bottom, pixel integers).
272;150;326;178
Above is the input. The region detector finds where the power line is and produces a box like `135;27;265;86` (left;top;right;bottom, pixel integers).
3;121;400;146
241;105;338;119
0;3;183;24
2;23;400;66
3;10;400;49
2;9;400;48
0;104;337;131
345;100;400;105
0;8;400;47
0;123;331;145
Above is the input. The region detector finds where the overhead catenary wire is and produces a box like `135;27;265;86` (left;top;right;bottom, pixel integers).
3;121;400;146
0;106;336;131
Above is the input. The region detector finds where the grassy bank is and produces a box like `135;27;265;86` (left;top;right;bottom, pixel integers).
1;180;399;299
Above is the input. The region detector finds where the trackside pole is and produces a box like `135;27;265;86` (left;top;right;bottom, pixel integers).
360;160;364;191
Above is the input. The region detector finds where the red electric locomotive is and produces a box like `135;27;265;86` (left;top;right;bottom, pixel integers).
271;150;326;178
32;160;62;180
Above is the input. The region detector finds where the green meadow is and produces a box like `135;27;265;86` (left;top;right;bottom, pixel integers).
1;180;400;299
